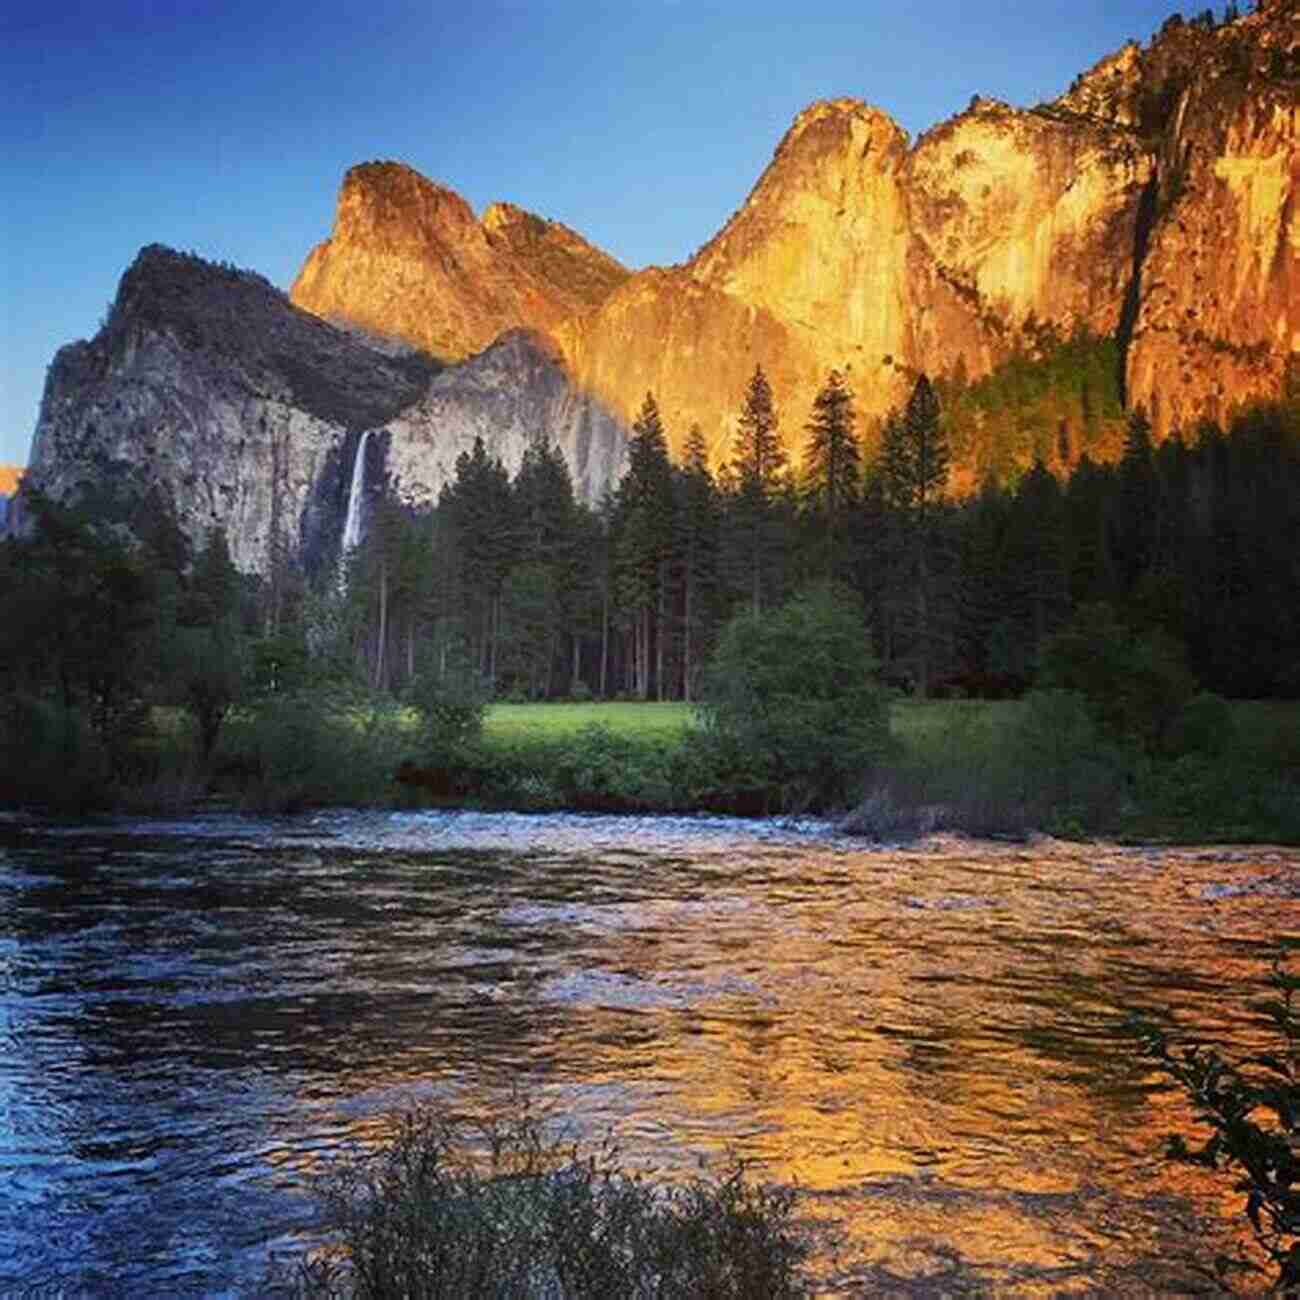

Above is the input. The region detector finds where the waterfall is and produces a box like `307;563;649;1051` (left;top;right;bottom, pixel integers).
341;431;370;554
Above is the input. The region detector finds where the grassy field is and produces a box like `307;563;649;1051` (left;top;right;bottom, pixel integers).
485;700;697;741
176;693;1300;837
486;697;1299;763
483;698;1020;749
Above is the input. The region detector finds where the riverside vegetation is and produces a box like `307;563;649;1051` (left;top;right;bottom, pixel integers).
1;498;1296;840
283;1101;810;1299
3;353;1299;833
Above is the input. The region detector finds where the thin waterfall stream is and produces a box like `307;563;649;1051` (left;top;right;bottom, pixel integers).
340;430;370;556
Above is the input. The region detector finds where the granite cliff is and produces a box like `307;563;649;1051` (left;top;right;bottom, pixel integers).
18;4;1298;569
290;162;631;362
22;247;626;573
290;4;1297;457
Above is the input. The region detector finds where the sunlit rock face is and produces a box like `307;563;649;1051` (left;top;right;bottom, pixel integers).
905;99;1154;346
563;93;1152;460
290;162;630;363
290;8;1297;465
560;99;945;461
21;247;626;573
1125;10;1300;433
22;5;1299;559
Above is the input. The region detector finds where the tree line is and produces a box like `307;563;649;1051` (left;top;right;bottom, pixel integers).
338;364;1300;706
2;355;1297;796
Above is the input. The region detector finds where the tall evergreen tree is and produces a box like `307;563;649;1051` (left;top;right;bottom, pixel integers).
171;526;247;758
442;437;516;686
727;364;788;614
955;474;1010;682
1111;408;1160;598
615;393;675;699
1003;459;1069;677
803;368;861;583
506;433;581;696
880;374;951;696
675;424;723;701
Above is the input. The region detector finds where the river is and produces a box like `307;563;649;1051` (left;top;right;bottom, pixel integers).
1;809;1297;1295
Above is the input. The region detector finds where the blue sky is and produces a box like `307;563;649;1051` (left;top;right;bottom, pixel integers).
1;1;1188;469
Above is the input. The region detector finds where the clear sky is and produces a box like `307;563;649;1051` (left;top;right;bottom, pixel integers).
1;0;1189;470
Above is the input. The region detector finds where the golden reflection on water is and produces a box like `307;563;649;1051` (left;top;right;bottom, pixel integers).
295;832;1298;1295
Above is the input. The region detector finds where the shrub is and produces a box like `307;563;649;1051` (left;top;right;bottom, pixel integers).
219;686;408;810
1037;603;1197;755
1135;957;1299;1293
696;584;894;812
1165;691;1237;759
290;1101;810;1299
408;654;490;764
553;724;678;811
0;691;110;813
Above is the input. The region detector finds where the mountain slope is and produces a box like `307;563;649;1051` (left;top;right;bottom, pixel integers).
21;246;626;573
290;162;630;363
290;3;1297;461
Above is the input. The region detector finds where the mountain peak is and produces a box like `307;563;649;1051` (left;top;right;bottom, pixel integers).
291;166;628;361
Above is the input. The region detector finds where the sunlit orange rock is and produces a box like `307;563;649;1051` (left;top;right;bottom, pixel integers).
290;162;630;363
290;4;1298;467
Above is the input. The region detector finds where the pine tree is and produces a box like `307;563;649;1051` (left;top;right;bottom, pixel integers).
676;424;722;701
507;433;580;696
172;526;246;758
955;475;1010;682
1111;409;1160;598
614;394;675;699
880;374;951;696
727;364;788;614
803;368;860;582
1003;460;1069;677
443;437;516;686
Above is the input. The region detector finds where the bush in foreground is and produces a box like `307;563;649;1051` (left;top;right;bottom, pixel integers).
287;1103;810;1299
696;584;894;813
1135;956;1299;1293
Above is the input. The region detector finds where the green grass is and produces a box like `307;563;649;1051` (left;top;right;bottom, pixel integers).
58;694;1299;836
485;700;697;742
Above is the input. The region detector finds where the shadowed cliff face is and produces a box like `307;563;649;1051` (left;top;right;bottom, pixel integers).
21;247;626;573
290;162;630;363
290;5;1298;462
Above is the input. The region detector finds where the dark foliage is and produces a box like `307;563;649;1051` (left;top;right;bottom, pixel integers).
1136;957;1300;1293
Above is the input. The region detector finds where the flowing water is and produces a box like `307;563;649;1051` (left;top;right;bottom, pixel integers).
1;809;1297;1296
340;430;370;557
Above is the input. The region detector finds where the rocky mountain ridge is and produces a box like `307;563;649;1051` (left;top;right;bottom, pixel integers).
22;247;625;573
290;162;631;364
16;2;1298;570
289;2;1296;457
